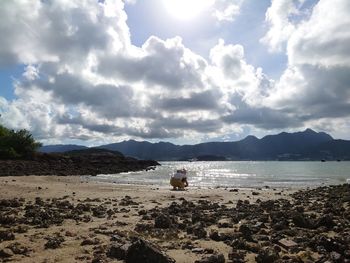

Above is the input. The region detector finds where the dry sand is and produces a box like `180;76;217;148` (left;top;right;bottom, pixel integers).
0;176;299;263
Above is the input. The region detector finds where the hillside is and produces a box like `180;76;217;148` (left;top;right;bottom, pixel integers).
40;129;350;161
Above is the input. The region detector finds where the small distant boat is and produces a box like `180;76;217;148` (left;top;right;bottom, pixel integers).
321;159;326;162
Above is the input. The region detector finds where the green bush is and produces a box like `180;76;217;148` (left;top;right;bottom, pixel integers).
0;124;42;159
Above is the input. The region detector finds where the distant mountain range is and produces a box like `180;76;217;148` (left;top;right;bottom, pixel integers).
39;129;350;161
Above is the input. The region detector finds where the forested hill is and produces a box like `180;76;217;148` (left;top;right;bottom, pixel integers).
40;129;350;161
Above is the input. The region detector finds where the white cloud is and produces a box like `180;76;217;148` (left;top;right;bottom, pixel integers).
0;0;130;66
262;0;350;136
288;0;350;67
213;0;241;22
1;0;350;143
260;0;299;52
22;65;39;81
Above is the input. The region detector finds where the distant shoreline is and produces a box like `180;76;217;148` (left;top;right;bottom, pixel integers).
0;150;159;177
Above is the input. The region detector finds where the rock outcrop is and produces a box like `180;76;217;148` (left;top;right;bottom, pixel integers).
0;149;159;176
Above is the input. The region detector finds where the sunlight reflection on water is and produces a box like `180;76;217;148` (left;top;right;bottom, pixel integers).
90;161;350;188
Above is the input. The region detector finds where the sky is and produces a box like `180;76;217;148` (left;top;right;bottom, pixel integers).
0;0;350;146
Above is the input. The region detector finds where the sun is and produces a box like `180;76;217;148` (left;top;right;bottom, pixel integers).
163;0;214;21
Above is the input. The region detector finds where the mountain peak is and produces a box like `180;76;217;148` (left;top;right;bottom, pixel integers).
302;128;333;140
304;128;316;133
242;135;259;142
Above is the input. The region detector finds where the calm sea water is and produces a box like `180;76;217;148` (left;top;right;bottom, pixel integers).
90;161;350;188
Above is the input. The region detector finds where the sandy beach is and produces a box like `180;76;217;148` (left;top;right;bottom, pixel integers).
0;176;349;262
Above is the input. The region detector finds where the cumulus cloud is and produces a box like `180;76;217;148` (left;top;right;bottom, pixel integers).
260;0;350;137
288;0;350;67
1;0;349;144
213;0;242;22
0;0;130;66
98;36;207;90
260;0;301;52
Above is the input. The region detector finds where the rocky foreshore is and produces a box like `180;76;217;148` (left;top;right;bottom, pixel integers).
0;176;349;262
0;149;159;176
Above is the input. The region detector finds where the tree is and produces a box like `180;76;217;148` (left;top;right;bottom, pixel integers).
0;124;42;159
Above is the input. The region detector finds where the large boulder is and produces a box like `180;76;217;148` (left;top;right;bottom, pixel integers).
125;238;175;263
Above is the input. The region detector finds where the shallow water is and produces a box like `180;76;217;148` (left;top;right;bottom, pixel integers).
91;161;350;188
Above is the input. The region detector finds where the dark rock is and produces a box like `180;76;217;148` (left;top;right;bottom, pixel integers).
245;243;262;253
192;223;207;239
209;231;221;241
272;220;288;231
107;242;131;260
92;205;107;218
273;245;282;253
330;251;342;262
192;248;205;253
0;199;23;208
239;224;254;242
6;242;29;255
316;214;335;229
0;215;16;225
76;203;91;212
125;238;175;263
138;209;147;215
231;238;248;250
218;222;233;228
154;214;172;229
35;197;44;206
81;238;100;246
195;253;225;263
44;236;64;249
0;230;15;241
119;196;138;206
0;150;160;176
255;249;279;263
181;241;194;250
0;248;14;258
228;249;245;262
14;225;29;233
135;223;153;233
292;212;314;229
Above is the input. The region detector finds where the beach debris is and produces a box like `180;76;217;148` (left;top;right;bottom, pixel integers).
277;238;298;250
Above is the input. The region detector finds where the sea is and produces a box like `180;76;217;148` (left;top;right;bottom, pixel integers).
89;161;350;188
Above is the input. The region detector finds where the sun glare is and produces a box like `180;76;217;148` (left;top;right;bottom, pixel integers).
163;0;214;20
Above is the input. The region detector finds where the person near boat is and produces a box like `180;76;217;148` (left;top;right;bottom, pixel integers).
170;168;188;190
